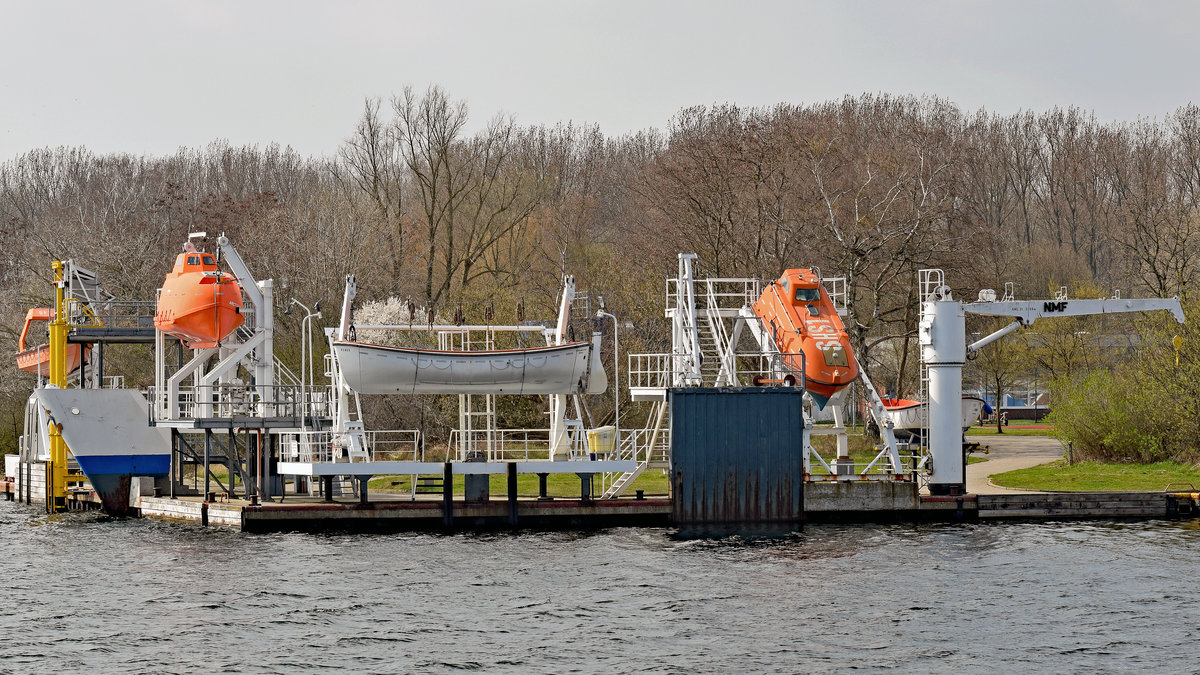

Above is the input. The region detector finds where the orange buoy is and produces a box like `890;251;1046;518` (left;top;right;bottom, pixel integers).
752;269;858;408
154;243;244;348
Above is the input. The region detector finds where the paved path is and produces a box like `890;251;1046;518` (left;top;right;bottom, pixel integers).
966;435;1063;494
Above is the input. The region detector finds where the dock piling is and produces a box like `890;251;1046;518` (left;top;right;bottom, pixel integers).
442;462;453;528
507;462;518;527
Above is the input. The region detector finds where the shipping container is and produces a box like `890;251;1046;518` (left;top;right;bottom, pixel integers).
670;388;805;526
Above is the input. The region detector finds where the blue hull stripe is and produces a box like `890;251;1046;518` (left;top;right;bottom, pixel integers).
75;454;170;477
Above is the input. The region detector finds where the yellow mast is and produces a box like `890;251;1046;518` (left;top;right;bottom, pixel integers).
47;260;68;511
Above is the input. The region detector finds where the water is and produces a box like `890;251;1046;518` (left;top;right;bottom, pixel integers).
2;501;1199;673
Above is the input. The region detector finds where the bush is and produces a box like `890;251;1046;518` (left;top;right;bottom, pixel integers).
1049;293;1200;464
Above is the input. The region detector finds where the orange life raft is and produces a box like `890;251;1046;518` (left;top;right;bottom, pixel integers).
752;269;857;408
154;243;244;348
15;307;88;376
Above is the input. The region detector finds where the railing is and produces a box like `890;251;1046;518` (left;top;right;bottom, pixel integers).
733;351;806;388
615;427;670;464
448;427;587;462
703;283;735;384
821;277;848;315
628;351;804;390
66;299;157;330
628;353;673;390
280;429;423;463
151;384;335;422
667;277;761;312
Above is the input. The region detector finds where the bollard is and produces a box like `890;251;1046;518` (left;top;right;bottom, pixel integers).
507;462;518;528
442;462;454;529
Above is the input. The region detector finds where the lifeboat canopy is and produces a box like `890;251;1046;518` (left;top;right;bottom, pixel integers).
154;243;245;349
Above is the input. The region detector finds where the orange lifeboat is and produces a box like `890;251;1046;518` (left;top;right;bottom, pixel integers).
752;268;858;408
154;243;244;348
15;307;88;376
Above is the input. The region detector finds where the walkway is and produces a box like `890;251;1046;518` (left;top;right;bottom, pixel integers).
966;435;1063;494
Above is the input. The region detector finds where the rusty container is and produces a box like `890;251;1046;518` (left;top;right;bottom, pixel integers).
670;387;805;527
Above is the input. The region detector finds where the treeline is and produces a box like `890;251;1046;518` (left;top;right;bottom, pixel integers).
1;88;1197;456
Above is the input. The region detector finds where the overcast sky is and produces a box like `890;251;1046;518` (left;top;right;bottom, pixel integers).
1;0;1197;162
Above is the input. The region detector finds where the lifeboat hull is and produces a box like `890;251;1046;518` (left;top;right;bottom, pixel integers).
882;396;986;440
332;340;593;395
154;249;244;348
753;269;857;409
16;343;87;376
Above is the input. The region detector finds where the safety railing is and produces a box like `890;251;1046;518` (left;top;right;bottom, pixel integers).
448;426;588;462
614;427;670;464
627;350;805;390
627;353;673;390
151;384;335;422
65;299;157;329
280;429;423;463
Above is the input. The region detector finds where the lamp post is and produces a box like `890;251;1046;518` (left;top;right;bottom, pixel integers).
595;300;620;436
287;298;321;408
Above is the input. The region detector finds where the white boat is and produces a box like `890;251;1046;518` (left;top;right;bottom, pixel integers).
332;340;594;395
882;396;986;440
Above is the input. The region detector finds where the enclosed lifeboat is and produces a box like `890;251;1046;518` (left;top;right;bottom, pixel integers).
15;307;88;376
154;243;244;348
753;268;857;408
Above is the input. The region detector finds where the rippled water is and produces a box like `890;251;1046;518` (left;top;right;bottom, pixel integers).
2;500;1198;673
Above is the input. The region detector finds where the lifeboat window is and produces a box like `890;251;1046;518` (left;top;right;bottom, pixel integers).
794;288;820;302
187;255;200;266
202;255;215;265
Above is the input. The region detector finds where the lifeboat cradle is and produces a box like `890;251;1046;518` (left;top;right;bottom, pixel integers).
613;254;905;498
273;273;633;493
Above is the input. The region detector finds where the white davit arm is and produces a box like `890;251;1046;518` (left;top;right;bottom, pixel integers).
854;358;902;472
554;275;575;345
216;234;264;311
965;297;1185;324
337;275;357;341
964;297;1184;358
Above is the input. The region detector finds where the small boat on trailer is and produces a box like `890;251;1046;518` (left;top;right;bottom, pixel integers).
331;340;594;395
881;396;987;440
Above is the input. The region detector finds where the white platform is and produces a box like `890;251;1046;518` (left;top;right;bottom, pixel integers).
277;459;637;477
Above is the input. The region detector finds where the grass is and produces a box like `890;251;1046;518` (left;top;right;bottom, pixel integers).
967;426;1052;437
990;460;1200;492
366;468;671;497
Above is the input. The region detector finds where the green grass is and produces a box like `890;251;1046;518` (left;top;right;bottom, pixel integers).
990;460;1200;492
366;468;671;497
966;426;1051;437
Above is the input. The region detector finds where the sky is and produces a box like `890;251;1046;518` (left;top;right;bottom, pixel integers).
1;0;1198;162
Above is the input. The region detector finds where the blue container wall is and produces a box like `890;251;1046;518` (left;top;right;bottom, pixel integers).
670;388;805;525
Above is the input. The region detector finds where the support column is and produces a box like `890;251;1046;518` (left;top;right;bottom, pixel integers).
507;462;518;527
169;429;177;499
922;299;967;495
203;429;212;500
442;462;454;528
